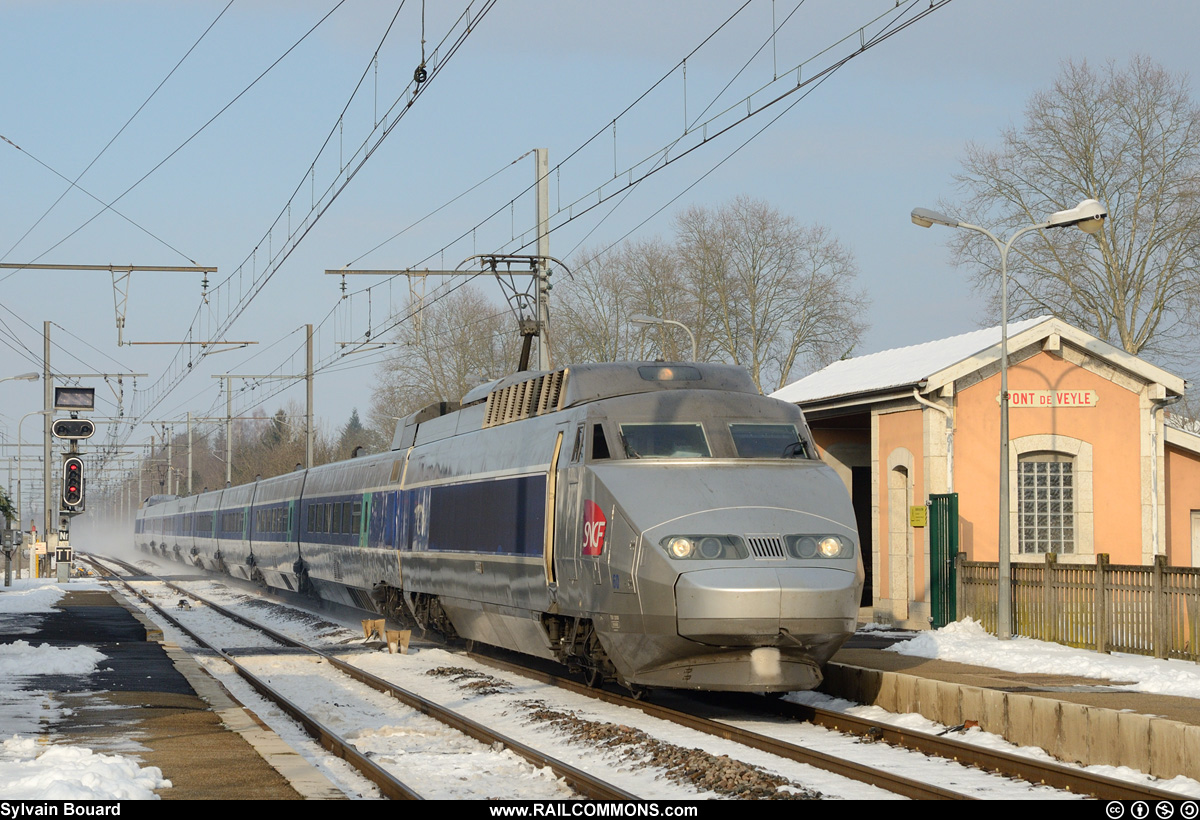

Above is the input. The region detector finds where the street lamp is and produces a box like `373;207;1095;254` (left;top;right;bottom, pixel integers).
911;198;1107;639
0;373;39;385
16;409;51;558
630;314;698;362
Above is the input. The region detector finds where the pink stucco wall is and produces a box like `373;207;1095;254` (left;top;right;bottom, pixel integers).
954;351;1142;563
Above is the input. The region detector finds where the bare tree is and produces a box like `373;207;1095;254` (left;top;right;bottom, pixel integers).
675;197;867;392
951;56;1200;365
370;284;517;433
556;239;691;363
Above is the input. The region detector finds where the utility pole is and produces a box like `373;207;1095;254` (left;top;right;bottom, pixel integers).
306;324;314;469
213;351;315;485
325;150;562;372
536;148;551;371
43;322;51;552
187;413;193;495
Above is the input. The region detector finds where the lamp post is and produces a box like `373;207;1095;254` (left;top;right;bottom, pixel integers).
630;314;698;362
911;198;1107;639
17;410;51;534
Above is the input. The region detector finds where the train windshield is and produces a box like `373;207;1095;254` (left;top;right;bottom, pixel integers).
620;423;711;458
729;423;811;459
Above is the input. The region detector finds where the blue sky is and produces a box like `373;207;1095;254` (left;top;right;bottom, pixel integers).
2;0;1197;475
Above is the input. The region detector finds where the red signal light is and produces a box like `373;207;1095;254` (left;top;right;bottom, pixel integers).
62;457;84;507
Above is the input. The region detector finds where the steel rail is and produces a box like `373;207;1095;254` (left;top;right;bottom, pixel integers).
80;556;422;799
466;651;966;800
469;651;1188;802
749;695;1186;803
97;552;1183;801
87;555;637;801
159;577;638;801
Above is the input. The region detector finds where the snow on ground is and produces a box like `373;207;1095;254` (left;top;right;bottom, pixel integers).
0;576;172;799
887;616;1200;698
2;566;1200;800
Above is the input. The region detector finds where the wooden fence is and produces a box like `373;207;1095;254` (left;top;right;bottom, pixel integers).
958;553;1200;661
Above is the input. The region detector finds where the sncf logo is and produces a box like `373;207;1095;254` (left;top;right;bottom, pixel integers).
583;500;607;556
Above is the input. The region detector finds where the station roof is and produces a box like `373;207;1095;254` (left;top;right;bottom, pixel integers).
771;315;1186;406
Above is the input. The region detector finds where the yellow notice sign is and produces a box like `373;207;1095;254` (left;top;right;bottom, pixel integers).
910;505;927;528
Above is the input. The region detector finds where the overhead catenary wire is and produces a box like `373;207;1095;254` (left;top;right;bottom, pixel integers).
183;0;957;443
89;1;952;488
0;0;237;269
77;1;498;481
8;1;349;279
125;0;498;426
326;1;954;360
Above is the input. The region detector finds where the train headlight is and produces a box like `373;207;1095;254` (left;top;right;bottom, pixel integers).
659;535;747;560
667;536;695;559
785;534;853;559
818;536;842;557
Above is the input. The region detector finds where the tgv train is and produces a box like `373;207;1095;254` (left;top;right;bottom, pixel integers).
135;362;863;692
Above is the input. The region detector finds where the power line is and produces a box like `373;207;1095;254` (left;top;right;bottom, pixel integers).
338;1;954;356
0;0;236;267
17;1;349;273
125;0;498;427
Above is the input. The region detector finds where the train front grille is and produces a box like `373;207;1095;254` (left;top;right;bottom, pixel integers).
745;535;786;559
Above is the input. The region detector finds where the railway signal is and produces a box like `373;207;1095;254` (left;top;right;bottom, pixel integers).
62;456;84;510
52;418;95;440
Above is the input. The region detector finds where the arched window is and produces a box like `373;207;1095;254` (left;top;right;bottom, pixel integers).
1017;452;1075;554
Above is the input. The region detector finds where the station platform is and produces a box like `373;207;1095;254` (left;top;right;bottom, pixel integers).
823;646;1200;783
10;580;1199;796
4;584;344;800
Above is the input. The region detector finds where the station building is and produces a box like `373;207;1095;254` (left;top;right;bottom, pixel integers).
772;315;1200;629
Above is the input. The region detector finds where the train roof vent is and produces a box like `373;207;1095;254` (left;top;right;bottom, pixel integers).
483;369;567;428
746;535;786;559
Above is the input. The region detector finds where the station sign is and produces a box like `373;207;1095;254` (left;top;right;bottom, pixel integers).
1002;389;1100;408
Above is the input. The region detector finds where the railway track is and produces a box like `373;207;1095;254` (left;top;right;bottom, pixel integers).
468;650;1185;802
80;553;637;801
83;552;1187;801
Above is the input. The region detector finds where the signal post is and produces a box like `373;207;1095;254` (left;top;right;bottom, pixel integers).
51;387;96;581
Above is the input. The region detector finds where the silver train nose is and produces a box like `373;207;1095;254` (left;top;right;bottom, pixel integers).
675;567;859;645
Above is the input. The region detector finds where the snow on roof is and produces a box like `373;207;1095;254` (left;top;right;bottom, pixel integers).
771;316;1050;405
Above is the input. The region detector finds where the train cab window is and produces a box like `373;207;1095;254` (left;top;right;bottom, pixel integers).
592;424;611;460
619;423;710;458
729;423;811;459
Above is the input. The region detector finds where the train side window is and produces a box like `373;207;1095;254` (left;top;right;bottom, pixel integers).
352;501;362;534
570;425;585;463
342;501;353;534
592;424;611;460
332;502;342;534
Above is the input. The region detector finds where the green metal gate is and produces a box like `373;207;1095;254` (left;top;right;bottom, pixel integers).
929;493;959;628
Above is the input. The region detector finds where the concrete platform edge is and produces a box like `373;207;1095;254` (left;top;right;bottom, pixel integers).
824;661;1200;781
105;586;346;799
